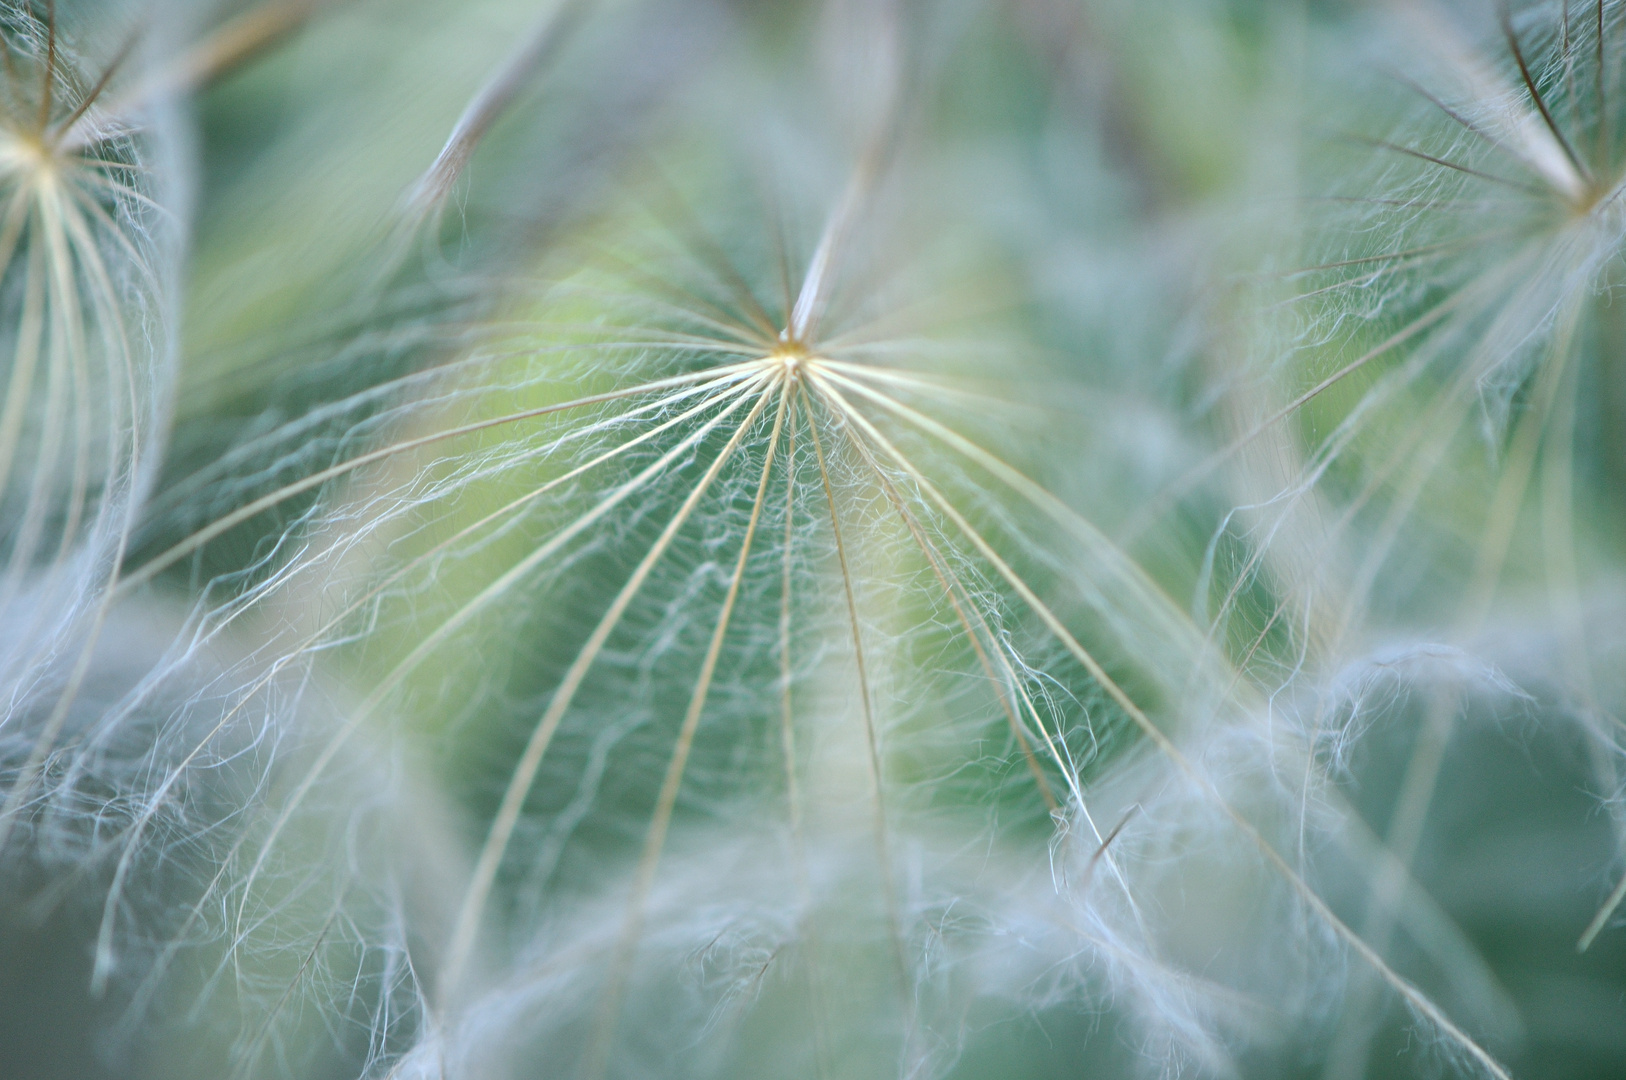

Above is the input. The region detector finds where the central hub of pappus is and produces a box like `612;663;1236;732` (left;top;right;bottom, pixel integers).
769;333;811;379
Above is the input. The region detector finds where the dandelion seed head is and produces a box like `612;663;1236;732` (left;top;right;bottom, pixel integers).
33;1;1624;1077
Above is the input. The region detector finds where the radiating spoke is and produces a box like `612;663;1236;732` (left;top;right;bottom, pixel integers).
800;381;907;989
834;402;1057;810
583;379;790;1078
441;376;779;1004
